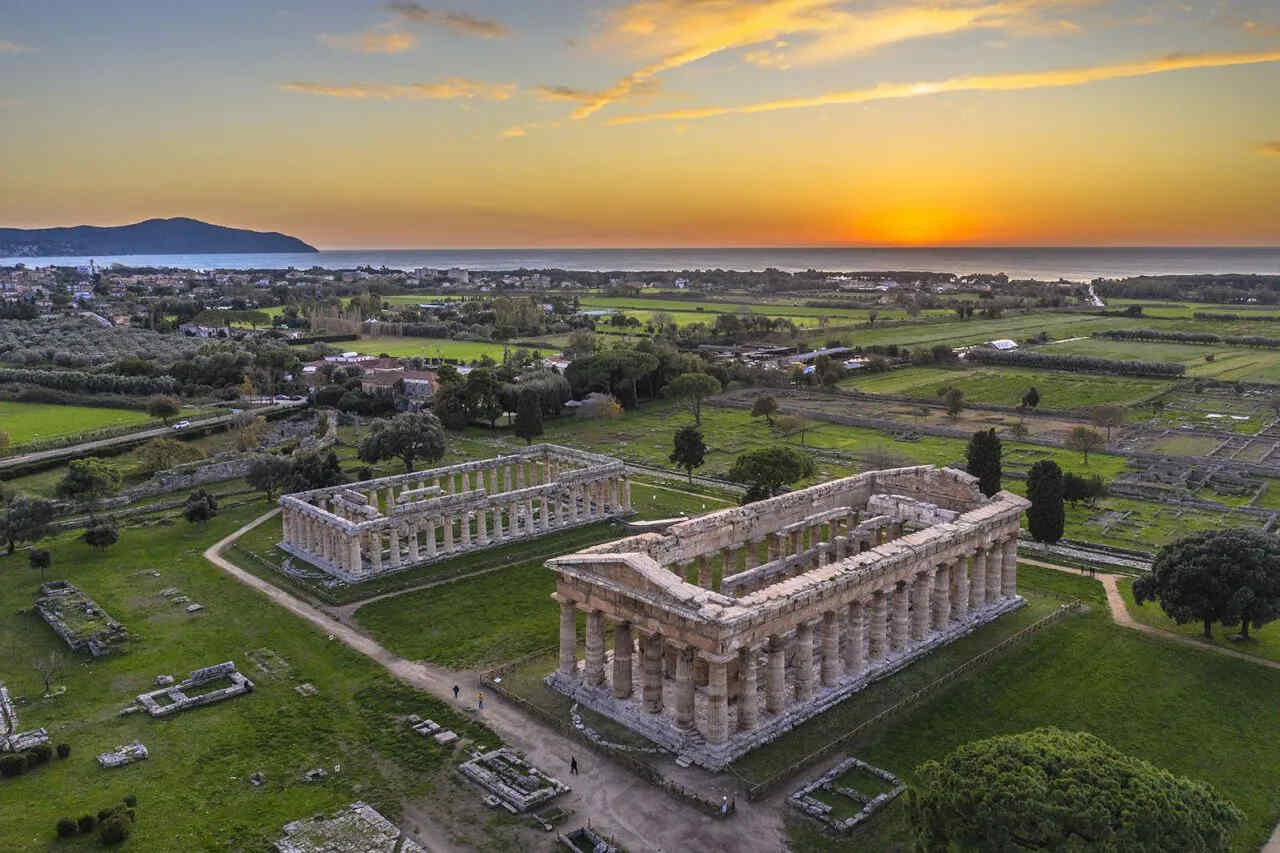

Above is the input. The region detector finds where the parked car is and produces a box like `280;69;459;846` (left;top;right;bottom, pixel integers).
171;420;191;431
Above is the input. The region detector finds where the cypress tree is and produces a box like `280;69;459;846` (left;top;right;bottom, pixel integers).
514;388;544;445
1026;460;1065;543
965;428;1002;496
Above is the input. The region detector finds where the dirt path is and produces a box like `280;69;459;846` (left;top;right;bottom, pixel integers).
205;510;785;853
1021;558;1280;672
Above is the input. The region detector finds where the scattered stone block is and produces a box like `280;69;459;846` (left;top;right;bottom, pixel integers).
411;719;441;737
432;730;458;745
249;772;266;787
275;801;425;853
301;767;328;783
294;683;317;697
159;587;180;597
458;748;569;813
154;674;175;687
97;742;149;769
185;603;204;613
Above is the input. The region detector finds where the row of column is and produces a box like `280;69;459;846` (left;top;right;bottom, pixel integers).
710;520;902;595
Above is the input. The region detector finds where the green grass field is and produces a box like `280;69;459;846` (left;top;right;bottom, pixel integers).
0;401;155;445
1045;337;1280;383
298;336;515;361
845;365;1170;409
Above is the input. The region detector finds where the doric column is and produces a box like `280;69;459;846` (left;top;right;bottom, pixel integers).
674;647;694;729
932;563;951;630
986;543;1002;605
820;610;840;687
794;622;815;701
697;555;712;589
837;605;852;673
816;541;830;568
569;486;580;522
612;621;633;698
911;571;932;641
1002;536;1018;598
408;526;420;562
558;598;577;675
705;656;729;745
971;547;987;608
443;516;454;553
623;476;631;509
389;528;401;567
891;583;910;652
847;600;866;675
460;512;472;547
516;463;525;489
503;466;512;492
765;636;786;714
738;646;759;731
524;498;535;533
370;531;383;572
424;521;437;557
584;610;605;687
643;634;664;713
869;590;887;661
539;496;550;530
953;556;970;621
767;535;780;562
476;509;489;545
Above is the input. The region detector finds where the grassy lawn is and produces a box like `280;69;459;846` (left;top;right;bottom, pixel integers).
0;506;503;852
0;401;154;445
298;336;517;362
782;566;1280;852
1044;337;1280;383
846;366;1169;409
1115;577;1280;663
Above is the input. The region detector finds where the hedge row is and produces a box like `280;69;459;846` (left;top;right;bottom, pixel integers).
1094;329;1280;349
0;367;177;396
965;347;1185;377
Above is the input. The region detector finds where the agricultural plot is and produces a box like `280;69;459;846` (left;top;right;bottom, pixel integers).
1044;337;1280;383
846;365;1169;409
298;336;513;362
0;401;153;445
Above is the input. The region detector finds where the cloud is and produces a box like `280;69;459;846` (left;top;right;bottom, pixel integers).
534;78;662;103
0;39;33;53
501;124;536;138
387;3;510;39
607;47;1280;125
317;28;417;53
1260;141;1280;156
282;78;516;101
554;0;1093;119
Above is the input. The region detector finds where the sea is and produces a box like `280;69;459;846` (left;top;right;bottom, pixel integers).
4;247;1280;281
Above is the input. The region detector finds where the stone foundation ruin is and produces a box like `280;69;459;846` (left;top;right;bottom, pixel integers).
458;748;570;813
546;466;1027;769
0;686;49;753
279;445;631;583
789;756;905;834
34;581;128;657
97;742;149;769
274;801;424;853
134;661;253;717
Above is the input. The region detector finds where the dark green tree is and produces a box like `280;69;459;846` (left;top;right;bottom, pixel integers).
728;447;815;504
432;382;471;430
246;455;293;501
182;488;219;524
82;517;120;550
1021;386;1040;408
56;458;122;502
1;495;56;554
28;548;51;579
358;411;447;473
1065;425;1105;463
1025;459;1064;543
964;428;1002;496
463;368;504;429
912;728;1242;852
514;388;544;445
750;394;778;425
669;426;707;484
662;372;721;425
145;394;181;425
288;450;346;492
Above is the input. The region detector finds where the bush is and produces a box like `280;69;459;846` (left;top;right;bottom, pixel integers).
99;813;132;845
0;752;28;778
97;808;112;823
56;743;70;759
123;794;137;807
27;742;52;765
56;817;77;838
77;814;97;833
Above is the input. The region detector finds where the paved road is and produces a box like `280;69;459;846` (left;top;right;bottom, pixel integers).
205;510;785;853
0;402;303;472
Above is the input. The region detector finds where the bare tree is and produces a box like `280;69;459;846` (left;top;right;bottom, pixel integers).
1090;404;1125;441
31;650;65;696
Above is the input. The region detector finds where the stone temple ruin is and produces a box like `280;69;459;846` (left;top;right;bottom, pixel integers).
546;466;1027;769
34;581;128;657
134;661;254;717
458;748;570;813
1;686;49;754
275;801;424;853
279;445;630;582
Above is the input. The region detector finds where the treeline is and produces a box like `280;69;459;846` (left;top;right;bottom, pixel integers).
0;367;178;395
1094;329;1280;349
1095;275;1280;304
1193;312;1280;322
966;348;1184;377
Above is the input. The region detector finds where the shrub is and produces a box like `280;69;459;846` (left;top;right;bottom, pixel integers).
0;752;28;778
27;742;52;765
56;818;77;838
99;813;132;845
77;815;97;833
56;743;71;759
97;808;113;823
123;794;137;807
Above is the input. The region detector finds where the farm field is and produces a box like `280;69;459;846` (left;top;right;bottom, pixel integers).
296;336;534;362
0;401;155;445
840;311;1131;350
845;365;1169;409
1043;337;1280;383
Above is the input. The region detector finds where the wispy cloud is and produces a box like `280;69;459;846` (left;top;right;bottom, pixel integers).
551;0;1092;120
318;28;417;54
387;3;510;39
0;39;33;53
534;78;662;103
282;78;516;101
1260;141;1280;156
607;47;1280;125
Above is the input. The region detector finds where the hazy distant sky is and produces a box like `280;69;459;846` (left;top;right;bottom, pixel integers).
2;0;1279;247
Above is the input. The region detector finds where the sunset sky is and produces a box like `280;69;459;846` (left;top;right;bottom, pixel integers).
3;0;1279;247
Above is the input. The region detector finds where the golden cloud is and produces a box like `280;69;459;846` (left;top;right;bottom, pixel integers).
607;47;1280;125
1260;141;1280;156
282;78;516;101
387;3;510;39
317;29;417;53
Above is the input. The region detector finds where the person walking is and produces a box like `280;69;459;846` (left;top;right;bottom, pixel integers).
477;691;484;711
452;684;460;700
570;755;578;775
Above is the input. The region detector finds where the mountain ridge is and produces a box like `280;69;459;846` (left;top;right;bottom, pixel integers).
0;217;317;256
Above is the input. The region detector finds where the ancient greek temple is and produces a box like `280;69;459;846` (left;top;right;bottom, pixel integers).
279;445;629;582
546;466;1027;769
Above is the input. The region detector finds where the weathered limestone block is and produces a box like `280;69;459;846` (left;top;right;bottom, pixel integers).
612;622;633;698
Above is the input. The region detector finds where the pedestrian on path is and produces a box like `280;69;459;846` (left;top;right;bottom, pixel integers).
477;691;484;711
452;684;460;700
570;755;578;775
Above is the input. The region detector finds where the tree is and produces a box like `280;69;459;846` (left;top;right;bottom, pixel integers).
182;488;219;524
750;394;778;425
134;437;203;476
669;426;707;484
1021;386;1040;409
578;393;622;420
246;455;293;501
358;411;447;473
288;449;346;491
145;395;180;425
231;411;268;451
728;447;815;504
31;650;65;696
1065;426;1105;463
911;728;1241;852
942;387;964;419
1008;419;1029;439
28;548;51;579
514;388;544;445
1063;472;1106;506
1091;403;1125;440
463;368;504;429
56;458;121;502
776;414;810;446
82;517;120;550
662;371;721;426
964;429;1002;497
1025;460;1064;543
1;495;56;554
1134;528;1280;640
432;382;471;430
